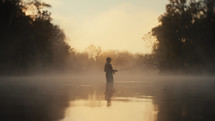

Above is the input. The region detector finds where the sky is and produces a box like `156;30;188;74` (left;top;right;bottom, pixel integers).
43;0;169;54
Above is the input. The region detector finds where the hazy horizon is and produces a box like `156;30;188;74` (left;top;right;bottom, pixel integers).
43;0;169;53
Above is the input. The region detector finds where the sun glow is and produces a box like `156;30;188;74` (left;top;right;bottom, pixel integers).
61;96;157;121
43;0;168;53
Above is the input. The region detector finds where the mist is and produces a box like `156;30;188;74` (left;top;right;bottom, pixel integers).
1;0;215;121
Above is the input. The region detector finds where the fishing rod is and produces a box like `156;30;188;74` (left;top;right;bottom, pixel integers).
116;65;140;71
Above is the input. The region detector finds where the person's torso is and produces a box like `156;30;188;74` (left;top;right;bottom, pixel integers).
104;63;113;73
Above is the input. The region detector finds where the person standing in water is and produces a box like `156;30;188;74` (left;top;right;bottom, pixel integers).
104;57;117;82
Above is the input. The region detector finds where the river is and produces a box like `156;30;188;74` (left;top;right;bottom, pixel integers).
0;75;214;121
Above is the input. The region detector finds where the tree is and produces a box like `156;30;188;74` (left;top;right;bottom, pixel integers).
0;0;71;74
84;45;101;61
152;0;215;73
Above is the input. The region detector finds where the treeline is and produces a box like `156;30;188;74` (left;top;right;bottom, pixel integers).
0;0;71;74
0;0;156;75
71;45;156;73
152;0;215;73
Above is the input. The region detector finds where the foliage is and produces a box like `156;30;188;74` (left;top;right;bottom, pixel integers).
70;45;156;73
152;0;215;73
0;0;157;74
0;0;71;74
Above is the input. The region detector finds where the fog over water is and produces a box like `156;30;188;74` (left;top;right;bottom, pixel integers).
1;72;215;121
1;0;215;121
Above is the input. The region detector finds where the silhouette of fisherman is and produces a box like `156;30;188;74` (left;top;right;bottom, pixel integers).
104;57;117;106
104;57;117;82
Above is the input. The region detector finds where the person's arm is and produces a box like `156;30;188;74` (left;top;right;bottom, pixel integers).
110;64;118;74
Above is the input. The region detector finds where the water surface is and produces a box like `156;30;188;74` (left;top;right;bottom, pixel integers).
0;75;215;121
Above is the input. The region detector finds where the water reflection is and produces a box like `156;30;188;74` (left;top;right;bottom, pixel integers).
151;78;215;121
105;82;114;107
1;76;215;121
0;78;69;121
61;95;157;121
60;79;158;121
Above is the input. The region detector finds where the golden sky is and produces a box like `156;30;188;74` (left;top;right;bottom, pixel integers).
43;0;168;53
